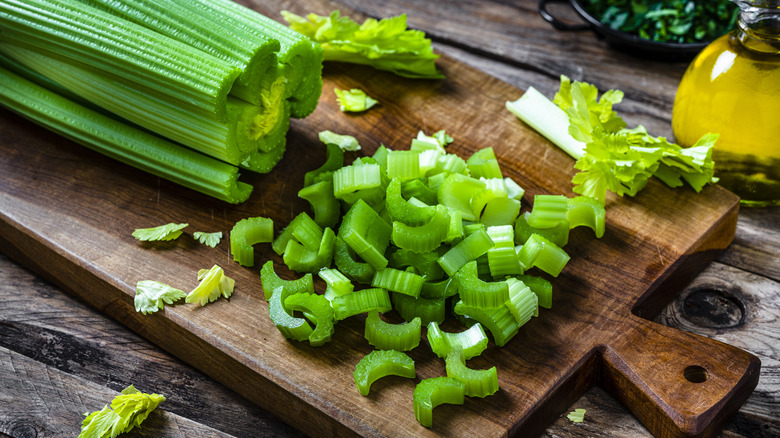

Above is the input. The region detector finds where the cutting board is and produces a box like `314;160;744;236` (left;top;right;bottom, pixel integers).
0;51;759;437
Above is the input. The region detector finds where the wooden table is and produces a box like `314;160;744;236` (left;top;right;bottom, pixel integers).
1;0;778;436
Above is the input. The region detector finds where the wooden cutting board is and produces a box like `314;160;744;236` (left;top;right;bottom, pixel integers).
0;53;759;437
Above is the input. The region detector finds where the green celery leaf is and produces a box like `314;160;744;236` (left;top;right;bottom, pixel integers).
193;231;223;248
79;385;165;438
334;87;378;112
132;223;188;241
319;130;361;151
134;280;187;315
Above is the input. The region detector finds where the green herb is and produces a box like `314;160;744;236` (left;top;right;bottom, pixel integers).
567;408;587;423
134;280;187;315
132;223;188;242
79;385;165;438
193;231;223;248
581;0;738;44
185;265;234;306
282;10;444;79
334;88;378;112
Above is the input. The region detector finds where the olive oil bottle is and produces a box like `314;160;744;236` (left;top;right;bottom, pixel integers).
672;0;780;206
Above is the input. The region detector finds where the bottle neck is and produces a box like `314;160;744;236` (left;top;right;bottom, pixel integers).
734;0;780;53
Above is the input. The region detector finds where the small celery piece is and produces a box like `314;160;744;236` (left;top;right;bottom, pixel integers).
282;11;443;79
185;265;234;306
334;163;382;200
268;286;313;341
283;226;336;273
259;261;314;301
467;147;502;179
385;178;435;226
387;150;422;180
505;277;539;326
372;145;391;172
420;278;458;299
481;197;522;228
568;408;587;423
388;248;445;282
528;195;569;229
433;153;469;176
354;349;416;397
455;261;509;309
372;268;424;298
427;321;488;360
516;234;570;277
319;267;354;301
453;300;518;347
304;141;344;187
516;274;553;309
443;208;465;244
79;385;165;438
334;87;378;112
438;228;494;277
284;292;335;346
392;293;445;326
514;212;569;248
413;377;465;428
391;205;450;254
132;223;188;242
272;212;317;255
193;231;222;248
333;236;376;284
230;217;273;267
470;178;508;220
445;349;499;398
437;174;485;221
504;177;525;201
134;280;187;315
411;130;453;153
402;179;438;206
338;199;392;271
299;179;340;228
319;130;361;152
487;225;523;277
364;310;421;351
331;288;392;320
567;195;606;238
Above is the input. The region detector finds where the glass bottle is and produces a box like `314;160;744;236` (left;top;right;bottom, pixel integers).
672;0;780;207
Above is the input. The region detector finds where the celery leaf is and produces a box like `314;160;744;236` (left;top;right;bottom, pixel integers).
334;88;378;112
567;408;586;423
193;231;222;248
319;130;361;151
186;265;235;306
132;223;188;242
79;385;165;438
282;10;444;79
134;280;187;315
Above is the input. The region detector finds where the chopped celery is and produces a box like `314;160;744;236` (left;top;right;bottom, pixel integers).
467;147;502;179
486;225;523;277
445;349;498;398
282;227;335;273
353;349;416;397
420;278;458;299
505;277;539;326
388;248;445;282
334;88;378;112
427;321;488;360
304;141;344;187
527;195;569;229
319;130;361;152
259;260;314;301
385;178;435;226
437;228;494;277
454;261;509;309
516;233;570;277
298;180;340;228
230;216;273;267
333;236;376;284
272;212;316;255
413;377;465;428
386;150;422;180
364;311;421;351
268;286;313;341
391;205;450;254
514;212;569;248
402;179;438;206
392;293;445;326
453;300;518;347
515;274;553;309
567;195;606;238
318;268;354;301
437;174;485;221
481;197;522;228
284;292;335;346
371;268;424;298
333;163;383;199
331;288;392;320
338;199;392;271
470;178;508;220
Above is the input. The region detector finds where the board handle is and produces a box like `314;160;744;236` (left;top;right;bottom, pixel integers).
601;316;760;438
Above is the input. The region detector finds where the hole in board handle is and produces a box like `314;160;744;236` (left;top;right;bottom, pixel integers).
683;365;709;383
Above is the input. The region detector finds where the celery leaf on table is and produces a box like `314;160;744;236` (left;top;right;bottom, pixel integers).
334;88;378;112
132;223;188;242
79;385;165;438
319;130;361;151
282;10;444;79
193;231;223;248
185;265;235;306
134;280;187;315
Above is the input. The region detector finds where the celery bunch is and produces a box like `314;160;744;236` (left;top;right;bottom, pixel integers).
0;0;323;203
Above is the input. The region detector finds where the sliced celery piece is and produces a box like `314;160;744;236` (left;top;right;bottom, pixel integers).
318;268;354;301
283;227;335;273
445;349;498;398
334;163;383;199
259;261;314;301
331;288;392;320
371;268;424;298
481;197;522;228
230;216;273;267
268;286;313;342
420;278;458;299
567;195;606;238
388;248;445;282
528;194;569;229
413;377;465;428
284;292;335;346
515;274;553;309
516;233;570;277
320;130;361;152
453;300;518;347
338;199;392;271
487;225;523;277
433;153;469;176
505;277;538;326
386;150;421;180
334;87;378;112
470;178;508;220
402;179;438;206
437;227;494;277
364;311;421;351
354;350;415;397
272;212;316;255
455;261;509;309
333;237;376;284
467;147;502;179
385;178;435;226
0;66;251;203
514;212;569;248
304;141;344;187
392;293;445;326
437;173;485;221
391;205;450;254
298;179;340;228
427;321;488;360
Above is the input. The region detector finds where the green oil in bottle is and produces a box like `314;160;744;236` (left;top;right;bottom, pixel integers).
672;1;780;207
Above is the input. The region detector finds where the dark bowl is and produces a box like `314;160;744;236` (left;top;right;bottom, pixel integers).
538;0;710;61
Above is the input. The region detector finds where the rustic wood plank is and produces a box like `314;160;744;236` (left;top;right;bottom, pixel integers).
717;207;780;282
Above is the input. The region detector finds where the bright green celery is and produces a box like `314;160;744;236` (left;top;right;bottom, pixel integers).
413;377;465;428
467;147;502;179
318;267;354;301
283;227;335;273
516;274;553;309
433;152;469;176
567;195;605;238
481;196;521;228
445;349;498;398
487;225;523;277
453;300;518;347
260;261;314;301
528;195;569;229
437;174;485;221
372;145;390;173
455;261;509;309
333;163;383;199
388;248;445;282
427;321;488;360
0;66;251;203
338;199;393;271
402;179;438;206
304;141;344;187
230;216;273;267
470;178;508;222
386;150;422;180
385;178;435;226
364;310;421;351
437;227;494;277
284;292;335;346
504;177;525;200
371;267;424;298
76;0;282;106
516;233;570;277
514;212;569;248
391;205;450;254
331;288;392;320
334;87;378;112
392;293;445;326
290;211;324;251
268;286;313;341
333;237;376;284
353;349;416;397
272;212;318;255
420;278;458;299
505;277;538;326
0;0;240;122
298;179;339;228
